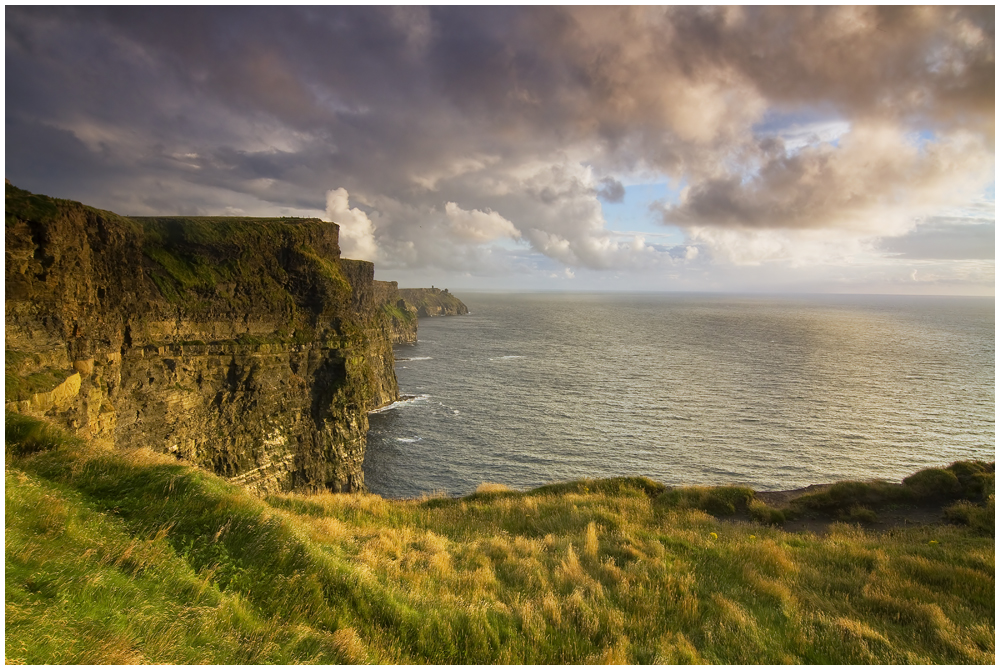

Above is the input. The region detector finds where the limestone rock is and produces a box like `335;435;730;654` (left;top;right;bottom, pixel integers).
5;183;412;494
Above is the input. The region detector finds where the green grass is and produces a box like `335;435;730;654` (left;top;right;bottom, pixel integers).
748;498;787;525
134;218;358;345
380;301;417;324
945;499;995;535
5;349;72;403
5;367;71;402
137;218;292;306
5;184;68;226
657;484;756;516
5;350;32;370
5;182;142;236
788;462;994;518
5;414;995;664
296;244;354;300
399;288;468;316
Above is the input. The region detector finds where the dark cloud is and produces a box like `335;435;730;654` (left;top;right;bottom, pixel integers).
660;124;993;235
4;6;994;278
596;177;625;204
5;117;112;192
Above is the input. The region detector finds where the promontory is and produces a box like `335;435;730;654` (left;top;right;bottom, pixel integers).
5;183;424;494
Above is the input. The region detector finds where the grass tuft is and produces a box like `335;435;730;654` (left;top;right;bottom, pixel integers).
5;412;84;456
845;505;879;524
904;468;962;500
656;485;755;516
475;482;512;494
944;497;995;536
748;498;787;525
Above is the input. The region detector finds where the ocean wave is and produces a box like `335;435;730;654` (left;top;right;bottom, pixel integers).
397;356;433;362
489;355;524;360
369;393;431;414
396;436;422;443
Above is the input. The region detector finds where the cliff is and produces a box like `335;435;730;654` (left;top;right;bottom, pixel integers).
399;287;469;317
340;262;418;345
4;183;417;494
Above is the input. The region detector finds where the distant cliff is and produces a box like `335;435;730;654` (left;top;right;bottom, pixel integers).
5;183;416;494
399;287;469;317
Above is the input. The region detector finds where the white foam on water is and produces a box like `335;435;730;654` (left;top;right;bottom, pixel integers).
397;356;433;362
396;437;422;443
489;355;524;360
368;393;431;414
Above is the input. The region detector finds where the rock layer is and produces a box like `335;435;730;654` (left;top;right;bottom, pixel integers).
5;184;417;494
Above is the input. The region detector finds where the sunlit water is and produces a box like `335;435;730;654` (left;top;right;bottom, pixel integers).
364;293;995;499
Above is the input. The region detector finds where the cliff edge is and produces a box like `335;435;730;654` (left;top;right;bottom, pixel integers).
399;287;469;317
5;183;417;494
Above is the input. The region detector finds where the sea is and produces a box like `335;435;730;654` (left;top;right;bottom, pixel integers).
363;293;995;499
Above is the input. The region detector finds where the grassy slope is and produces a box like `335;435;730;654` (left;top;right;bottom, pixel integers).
5;414;995;664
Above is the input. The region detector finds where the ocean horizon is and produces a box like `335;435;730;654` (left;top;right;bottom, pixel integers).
365;292;994;499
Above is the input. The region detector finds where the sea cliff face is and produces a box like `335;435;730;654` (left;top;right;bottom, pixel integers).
4;183;417;494
399;287;469;317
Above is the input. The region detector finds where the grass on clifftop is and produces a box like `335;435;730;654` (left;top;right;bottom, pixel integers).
380;301;418;324
5;413;995;664
133;216;352;317
4;366;71;403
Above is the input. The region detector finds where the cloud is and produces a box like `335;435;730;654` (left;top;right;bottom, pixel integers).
478;159;667;270
326;188;379;261
344;194;526;276
3;6;994;291
663;123;993;233
596;177;625;203
685;227;874;266
659;122;994;265
444;202;520;242
879;219;994;260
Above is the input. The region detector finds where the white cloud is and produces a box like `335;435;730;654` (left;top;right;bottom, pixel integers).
775;120;851;152
686;226;874;266
326;187;379;261
444;202;520;242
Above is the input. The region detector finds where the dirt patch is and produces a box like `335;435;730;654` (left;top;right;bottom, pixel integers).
731;485;956;535
755;484;830;508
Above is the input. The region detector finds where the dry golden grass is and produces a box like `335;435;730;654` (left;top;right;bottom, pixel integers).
5;413;995;664
475;482;512;494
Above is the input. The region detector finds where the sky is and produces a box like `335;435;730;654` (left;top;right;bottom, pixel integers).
5;6;995;295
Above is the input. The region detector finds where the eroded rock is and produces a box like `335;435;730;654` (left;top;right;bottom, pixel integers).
5;183;418;494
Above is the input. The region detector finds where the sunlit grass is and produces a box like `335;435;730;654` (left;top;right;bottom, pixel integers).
5;413;995;664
